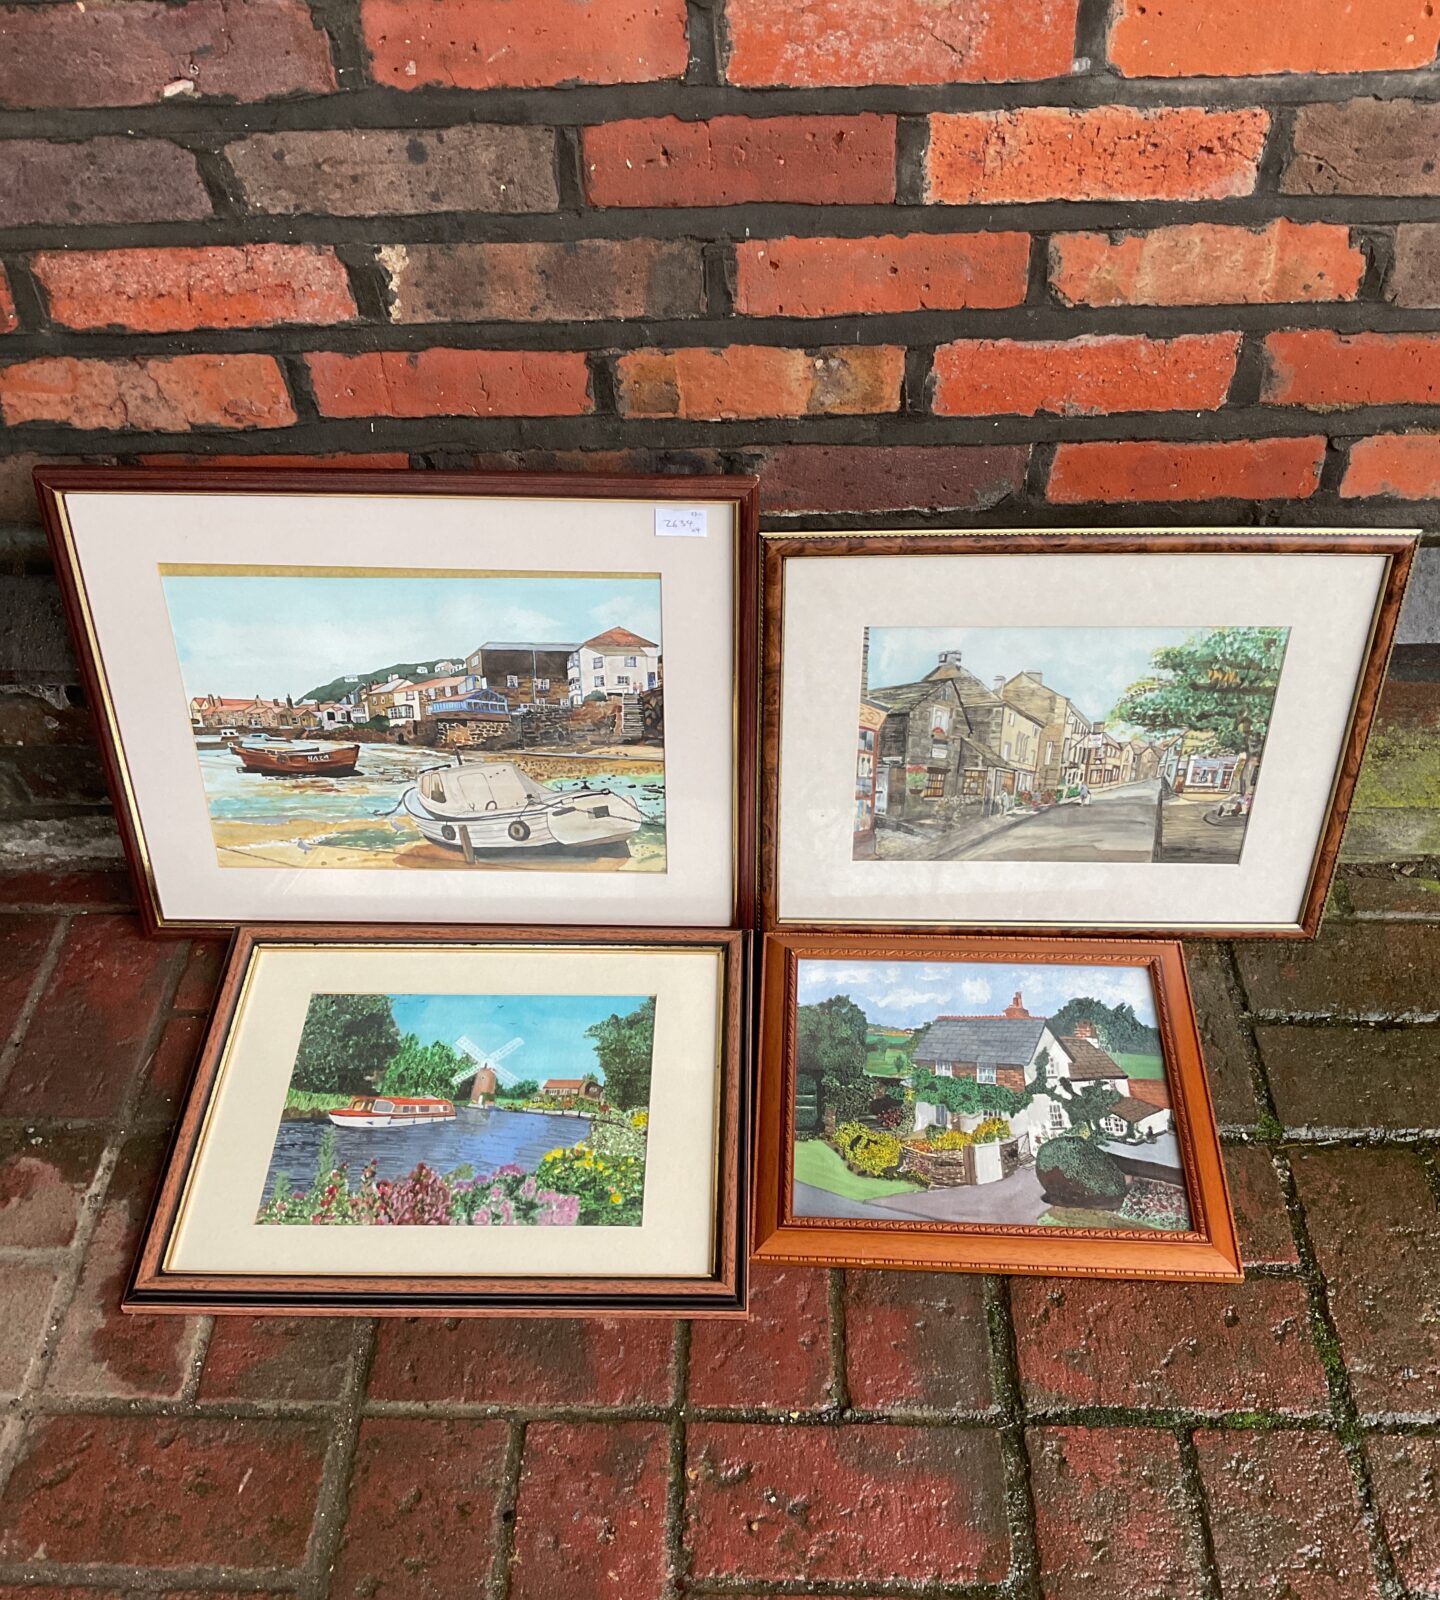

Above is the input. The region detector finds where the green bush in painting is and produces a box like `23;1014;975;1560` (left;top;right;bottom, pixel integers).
536;1141;646;1225
1034;1136;1127;1208
832;1121;903;1176
377;1032;468;1098
290;994;401;1096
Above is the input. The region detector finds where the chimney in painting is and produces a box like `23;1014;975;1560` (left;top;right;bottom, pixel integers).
938;649;961;667
1072;1021;1098;1040
992;676;1006;696
1003;992;1030;1019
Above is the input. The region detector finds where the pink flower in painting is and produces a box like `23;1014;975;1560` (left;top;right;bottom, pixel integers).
520;1176;538;1200
538;1190;581;1227
473;1208;492;1225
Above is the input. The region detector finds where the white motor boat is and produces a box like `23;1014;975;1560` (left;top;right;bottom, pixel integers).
400;759;646;854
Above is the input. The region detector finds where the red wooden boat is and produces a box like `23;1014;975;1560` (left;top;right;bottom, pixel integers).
231;738;361;777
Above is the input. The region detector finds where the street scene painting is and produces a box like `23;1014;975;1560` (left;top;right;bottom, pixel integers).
162;568;665;873
791;958;1188;1231
854;626;1289;864
257;991;654;1226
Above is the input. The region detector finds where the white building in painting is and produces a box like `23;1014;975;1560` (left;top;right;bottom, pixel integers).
568;628;661;702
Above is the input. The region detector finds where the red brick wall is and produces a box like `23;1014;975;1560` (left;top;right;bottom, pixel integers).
0;0;1438;846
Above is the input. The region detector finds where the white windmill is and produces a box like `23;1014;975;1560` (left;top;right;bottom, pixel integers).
452;1035;525;1104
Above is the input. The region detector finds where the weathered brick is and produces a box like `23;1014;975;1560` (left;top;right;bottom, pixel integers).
1047;437;1325;504
0;139;211;227
0;869;131;909
1183;944;1260;1127
0;913;55;1047
0;272;15;336
369;1316;673;1406
1012;1277;1326;1414
725;0;1078;85
0;0;335;108
686;1422;1009;1583
0;355;297;432
47;1135;199;1400
0;1415;327;1566
927;107;1269;204
0;1264;57;1395
845;1271;992;1412
1110;0;1440;76
512;1423;669;1600
306;349;592;419
1237;923;1440;1020
755;443;1029;514
584;115;897;207
690;1262;831;1410
382;239;702;324
1259;1023;1440;1132
1286;100;1440;197
735;232;1029;317
933;332;1239;417
140;1012;205;1120
1367;1434;1440;1593
1;915;176;1118
1342;433;1440;498
1029;1426;1207;1600
173;938;225;1013
1292;1147;1440;1417
227;126;558;216
1388;223;1440;307
1198;1431;1378;1600
1264;329;1440;408
1051;221;1364;307
138;450;411;470
35;246;356;334
1224;1143;1299;1267
0;1125;104;1249
199;1318;354;1401
362;0;687;89
331;1418;507;1599
616;345;903;419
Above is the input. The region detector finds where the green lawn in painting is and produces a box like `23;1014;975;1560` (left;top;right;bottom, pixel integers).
792;1138;923;1200
1113;1052;1165;1079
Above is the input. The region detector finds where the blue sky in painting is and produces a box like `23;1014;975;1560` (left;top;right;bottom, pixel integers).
865;626;1223;728
796;960;1157;1031
162;572;662;700
388;993;650;1085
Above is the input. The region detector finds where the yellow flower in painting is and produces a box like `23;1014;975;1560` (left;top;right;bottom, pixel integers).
609;1191;622;1204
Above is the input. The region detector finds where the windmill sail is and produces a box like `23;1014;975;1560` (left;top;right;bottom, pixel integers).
453;1035;524;1088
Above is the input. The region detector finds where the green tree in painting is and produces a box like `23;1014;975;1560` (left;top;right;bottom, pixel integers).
585;997;656;1111
508;1078;540;1101
290;994;401;1095
1113;626;1289;792
377;1033;468;1098
1047;997;1160;1055
796;994;870;1122
1058;1082;1122;1139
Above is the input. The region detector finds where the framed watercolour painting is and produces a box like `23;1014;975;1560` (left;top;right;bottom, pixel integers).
126;926;746;1315
754;933;1240;1282
38;468;758;932
763;529;1416;937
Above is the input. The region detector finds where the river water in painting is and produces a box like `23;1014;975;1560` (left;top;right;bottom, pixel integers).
260;1105;591;1204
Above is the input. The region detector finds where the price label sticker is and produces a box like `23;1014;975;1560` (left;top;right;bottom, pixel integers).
654;506;708;538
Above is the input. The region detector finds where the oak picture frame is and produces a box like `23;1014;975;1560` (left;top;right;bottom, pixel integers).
753;931;1241;1283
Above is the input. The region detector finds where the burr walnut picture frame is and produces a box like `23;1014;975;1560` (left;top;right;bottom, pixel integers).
754;932;1241;1283
126;925;748;1317
762;528;1416;938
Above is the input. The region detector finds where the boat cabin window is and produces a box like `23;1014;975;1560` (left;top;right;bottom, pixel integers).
420;773;447;803
373;1099;395;1114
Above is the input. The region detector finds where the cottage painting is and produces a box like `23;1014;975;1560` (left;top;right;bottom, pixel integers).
854;626;1289;864
257;991;655;1227
162;568;665;872
791;958;1188;1231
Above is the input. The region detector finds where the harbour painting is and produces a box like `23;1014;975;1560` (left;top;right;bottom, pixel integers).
162;567;665;872
791;958;1188;1231
855;626;1288;865
258;991;655;1227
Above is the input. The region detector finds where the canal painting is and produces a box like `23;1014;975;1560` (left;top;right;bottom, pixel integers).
791;958;1189;1231
161;567;665;873
257;990;655;1227
854;625;1289;865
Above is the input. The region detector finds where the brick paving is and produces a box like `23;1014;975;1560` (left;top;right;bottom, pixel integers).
0;677;1433;1595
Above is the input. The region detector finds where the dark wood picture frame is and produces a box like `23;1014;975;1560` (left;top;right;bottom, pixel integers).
127;924;749;1317
35;466;761;936
760;527;1417;939
753;931;1241;1282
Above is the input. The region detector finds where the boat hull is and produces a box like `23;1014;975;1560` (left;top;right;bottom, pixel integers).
235;743;361;777
327;1109;456;1128
400;785;643;853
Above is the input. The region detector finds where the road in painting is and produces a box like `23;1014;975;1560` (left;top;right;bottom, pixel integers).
257;991;655;1227
791;959;1189;1231
162;569;665;873
854;626;1289;865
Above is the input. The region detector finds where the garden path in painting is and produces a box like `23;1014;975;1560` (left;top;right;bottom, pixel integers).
258;990;655;1227
792;958;1188;1232
163;569;666;873
855;625;1288;866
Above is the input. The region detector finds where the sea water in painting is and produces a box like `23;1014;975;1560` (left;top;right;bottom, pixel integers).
161;568;665;872
854;626;1289;864
791;959;1189;1231
257;992;654;1227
